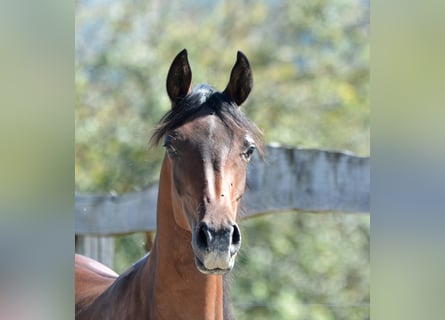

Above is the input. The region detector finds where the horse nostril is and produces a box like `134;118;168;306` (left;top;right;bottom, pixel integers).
195;222;240;253
231;224;241;246
197;222;211;250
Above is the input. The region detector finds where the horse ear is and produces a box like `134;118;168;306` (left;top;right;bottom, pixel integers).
166;49;192;104
223;51;253;106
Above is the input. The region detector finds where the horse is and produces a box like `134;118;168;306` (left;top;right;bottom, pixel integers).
75;49;263;319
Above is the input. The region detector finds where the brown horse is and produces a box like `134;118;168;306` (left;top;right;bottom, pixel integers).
75;49;263;319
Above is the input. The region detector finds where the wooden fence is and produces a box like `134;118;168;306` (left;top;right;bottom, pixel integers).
75;145;370;267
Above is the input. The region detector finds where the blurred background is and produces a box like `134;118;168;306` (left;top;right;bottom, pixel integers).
75;0;369;319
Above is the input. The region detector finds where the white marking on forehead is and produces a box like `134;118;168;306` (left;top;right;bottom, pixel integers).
202;115;217;199
207;113;217;134
204;161;216;199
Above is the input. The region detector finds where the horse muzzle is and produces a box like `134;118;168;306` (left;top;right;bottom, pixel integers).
191;222;241;275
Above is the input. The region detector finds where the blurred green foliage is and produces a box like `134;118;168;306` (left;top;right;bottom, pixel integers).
76;0;369;318
233;212;369;319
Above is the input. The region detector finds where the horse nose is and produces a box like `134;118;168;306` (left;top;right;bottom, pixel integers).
196;222;241;255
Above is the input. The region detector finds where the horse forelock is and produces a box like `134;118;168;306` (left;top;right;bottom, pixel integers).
150;84;263;156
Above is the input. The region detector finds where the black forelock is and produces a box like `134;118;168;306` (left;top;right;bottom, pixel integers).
150;84;263;155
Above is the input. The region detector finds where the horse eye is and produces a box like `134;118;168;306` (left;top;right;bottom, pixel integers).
241;145;256;161
163;143;178;158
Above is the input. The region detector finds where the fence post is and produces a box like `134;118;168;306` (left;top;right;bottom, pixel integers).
76;235;115;268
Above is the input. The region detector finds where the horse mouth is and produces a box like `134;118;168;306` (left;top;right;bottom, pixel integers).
194;256;233;275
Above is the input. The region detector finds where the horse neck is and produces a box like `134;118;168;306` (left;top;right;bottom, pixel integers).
146;156;225;320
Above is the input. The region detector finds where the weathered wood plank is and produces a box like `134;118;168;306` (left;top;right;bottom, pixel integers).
242;145;369;217
76;184;158;235
75;146;369;236
75;235;115;268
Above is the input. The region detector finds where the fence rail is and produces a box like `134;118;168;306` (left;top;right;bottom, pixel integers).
76;145;369;236
76;145;369;266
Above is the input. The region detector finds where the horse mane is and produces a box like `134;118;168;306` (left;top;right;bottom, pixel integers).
150;84;263;156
